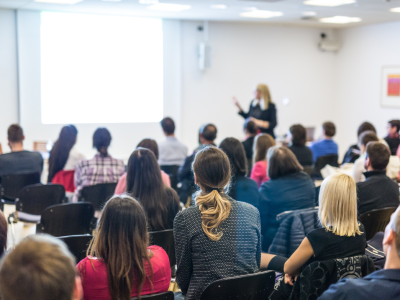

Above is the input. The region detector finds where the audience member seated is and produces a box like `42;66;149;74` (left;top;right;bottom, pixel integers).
77;195;171;300
125;148;179;231
178;124;217;204
259;146;315;251
309;121;338;163
288;124;313;167
250;133;276;188
384;119;400;156
0;124;43;177
48;125;85;183
174;147;261;300
242;120;257;176
219;137;259;208
73;128;125;202
319;206;400;300
260;173;366;298
0;235;83;300
357;142;399;215
115;138;171;194
343;122;376;164
158;117;188;167
352;131;379;183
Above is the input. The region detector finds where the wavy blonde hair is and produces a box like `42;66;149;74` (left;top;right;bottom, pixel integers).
193;147;232;241
257;84;273;109
318;173;361;237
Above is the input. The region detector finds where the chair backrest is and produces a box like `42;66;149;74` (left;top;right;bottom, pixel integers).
314;154;339;178
131;292;174;300
160;165;180;192
57;234;93;263
37;203;94;237
149;229;175;267
79;182;118;211
359;207;398;240
0;173;41;201
200;270;275;300
52;170;76;193
16;184;65;215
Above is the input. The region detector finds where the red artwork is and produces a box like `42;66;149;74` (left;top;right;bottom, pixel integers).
388;75;400;96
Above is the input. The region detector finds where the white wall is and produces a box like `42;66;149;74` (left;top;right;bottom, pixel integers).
0;9;19;152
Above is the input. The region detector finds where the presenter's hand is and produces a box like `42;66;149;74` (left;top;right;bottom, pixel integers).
250;117;270;129
232;97;242;112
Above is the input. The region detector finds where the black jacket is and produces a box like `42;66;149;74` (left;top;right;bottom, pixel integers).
384;136;400;156
239;102;277;138
288;145;313;167
227;175;260;209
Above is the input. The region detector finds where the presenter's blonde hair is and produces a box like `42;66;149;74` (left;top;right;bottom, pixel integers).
318;173;361;237
257;84;273;109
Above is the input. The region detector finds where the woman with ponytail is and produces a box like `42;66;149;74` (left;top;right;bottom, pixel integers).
174;146;261;300
74;128;125;201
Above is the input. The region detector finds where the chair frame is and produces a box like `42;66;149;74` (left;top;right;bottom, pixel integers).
131;291;174;300
359;206;398;240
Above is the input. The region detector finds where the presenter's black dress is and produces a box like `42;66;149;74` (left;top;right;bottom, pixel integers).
239;100;277;138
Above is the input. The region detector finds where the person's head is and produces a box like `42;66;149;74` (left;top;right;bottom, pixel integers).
364;141;391;172
358;130;379;153
357;122;376;138
199;124;217;145
0;235;82;300
243;120;257;137
136;139;159;160
255;84;273;109
126;148;169;230
0;211;7;257
387;120;400;136
7;124;24;150
322;122;336;138
88;195;150;300
160;117;175;136
383;206;400;261
192;146;232;241
48;125;78;183
218;138;247;177
267;146;303;179
289;124;307;147
93;128;111;157
318;173;361;237
253;133;276;163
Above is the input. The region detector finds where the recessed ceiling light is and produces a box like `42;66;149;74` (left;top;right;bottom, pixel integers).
147;3;191;12
243;7;258;11
390;7;400;13
34;0;83;3
303;11;317;16
139;0;158;4
319;16;361;24
304;0;355;7
211;4;227;9
240;10;283;19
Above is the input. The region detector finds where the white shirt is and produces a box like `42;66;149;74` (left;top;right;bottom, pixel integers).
63;147;86;171
158;137;188;166
251;98;265;110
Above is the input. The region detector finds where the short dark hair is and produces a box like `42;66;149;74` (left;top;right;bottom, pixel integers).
290;124;306;146
7;124;23;143
136;139;159;160
323;122;336;137
93;128;112;156
161;117;175;135
366;142;390;171
358;131;378;147
267;146;303;179
201;124;217;142
218;138;247;176
388;120;400;132
357;122;376;138
243;120;257;135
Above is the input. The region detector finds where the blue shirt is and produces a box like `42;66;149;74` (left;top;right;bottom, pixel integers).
309;139;338;162
158;137;188;166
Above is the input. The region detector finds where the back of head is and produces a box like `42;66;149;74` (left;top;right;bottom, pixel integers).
243;120;257;135
88;195;150;300
267;146;303;179
0;235;76;300
358;130;379;147
161;117;175;135
389;120;400;133
201;124;217;142
318;173;361;237
136;139;159;160
366;141;390;171
322;122;336;137
218;138;247;176
357;122;376;138
7;124;24;143
254;133;276;162
192;147;232;241
290;124;306;147
93;128;112;157
256;84;273;109
0;211;7;257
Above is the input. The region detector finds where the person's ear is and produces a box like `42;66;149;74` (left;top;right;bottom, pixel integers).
365;157;371;168
383;229;395;247
73;276;83;300
22;135;25;141
194;173;198;185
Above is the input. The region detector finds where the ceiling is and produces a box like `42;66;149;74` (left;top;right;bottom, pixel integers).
1;0;400;28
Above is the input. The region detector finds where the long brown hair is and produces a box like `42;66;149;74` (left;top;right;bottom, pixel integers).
193;147;232;241
87;195;153;300
253;133;276;163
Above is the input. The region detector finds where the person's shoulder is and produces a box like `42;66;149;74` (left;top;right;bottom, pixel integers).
148;245;168;259
235;198;259;215
319;277;364;300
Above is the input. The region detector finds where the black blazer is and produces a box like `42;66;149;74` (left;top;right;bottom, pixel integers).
239;101;277;138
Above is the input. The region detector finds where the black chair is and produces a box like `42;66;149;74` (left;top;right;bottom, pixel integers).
36;203;94;237
359;207;398;240
313;154;339;179
58;234;93;263
200;270;275;300
160;165;180;192
0;173;41;203
149;229;175;268
79;182;117;211
132;292;174;300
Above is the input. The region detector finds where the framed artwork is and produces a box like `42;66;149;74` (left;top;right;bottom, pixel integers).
381;66;400;108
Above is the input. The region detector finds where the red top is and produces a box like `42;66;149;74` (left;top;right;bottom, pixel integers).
250;160;269;188
76;245;171;300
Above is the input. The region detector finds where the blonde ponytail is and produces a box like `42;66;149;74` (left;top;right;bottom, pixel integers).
197;190;231;241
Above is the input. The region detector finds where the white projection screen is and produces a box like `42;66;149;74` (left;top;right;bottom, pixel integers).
40;12;163;124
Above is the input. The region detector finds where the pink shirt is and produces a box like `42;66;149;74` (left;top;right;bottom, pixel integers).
76;245;171;300
250;160;269;188
114;171;171;194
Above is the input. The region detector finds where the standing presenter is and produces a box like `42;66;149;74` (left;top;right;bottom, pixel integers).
233;84;277;139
